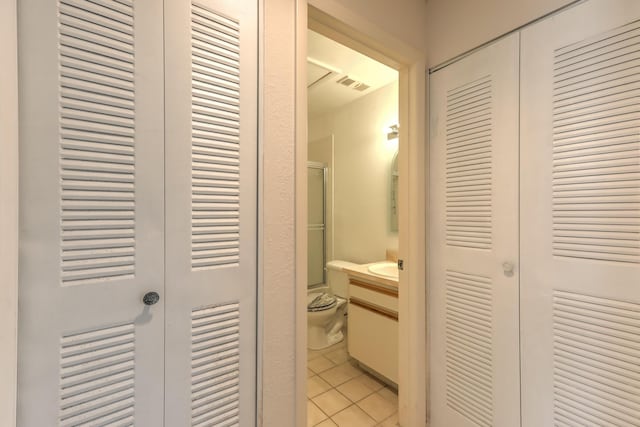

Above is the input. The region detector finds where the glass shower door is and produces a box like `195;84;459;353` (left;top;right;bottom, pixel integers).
308;163;326;287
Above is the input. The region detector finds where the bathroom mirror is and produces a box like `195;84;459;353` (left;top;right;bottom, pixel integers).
390;151;398;232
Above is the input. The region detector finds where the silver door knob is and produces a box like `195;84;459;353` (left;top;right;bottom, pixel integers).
502;262;514;276
142;291;160;306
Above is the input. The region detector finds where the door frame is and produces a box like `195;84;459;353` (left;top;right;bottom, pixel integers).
295;3;427;426
0;1;19;425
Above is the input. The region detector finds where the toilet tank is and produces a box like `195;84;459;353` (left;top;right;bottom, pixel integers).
326;260;357;299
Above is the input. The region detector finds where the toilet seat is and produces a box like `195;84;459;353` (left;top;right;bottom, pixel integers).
307;292;337;312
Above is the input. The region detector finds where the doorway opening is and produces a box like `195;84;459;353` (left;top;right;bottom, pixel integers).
305;28;400;426
296;6;427;427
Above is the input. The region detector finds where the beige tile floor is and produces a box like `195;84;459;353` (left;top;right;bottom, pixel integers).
307;338;398;427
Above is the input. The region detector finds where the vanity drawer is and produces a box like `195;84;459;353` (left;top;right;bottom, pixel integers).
349;279;398;312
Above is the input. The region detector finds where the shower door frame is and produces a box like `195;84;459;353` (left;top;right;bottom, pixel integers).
307;161;327;288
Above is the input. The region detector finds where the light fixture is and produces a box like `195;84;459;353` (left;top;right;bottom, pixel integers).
387;124;399;140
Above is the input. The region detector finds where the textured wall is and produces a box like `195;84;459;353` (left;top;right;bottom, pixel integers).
312;0;429;55
260;0;301;425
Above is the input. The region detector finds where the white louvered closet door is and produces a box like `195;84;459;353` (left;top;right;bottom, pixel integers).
164;1;257;426
18;0;257;425
520;1;640;425
429;34;520;427
18;0;165;426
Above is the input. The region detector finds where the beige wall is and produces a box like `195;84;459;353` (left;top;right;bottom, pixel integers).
426;0;578;66
309;82;399;264
259;0;300;425
0;0;18;426
311;0;428;55
309;0;428;65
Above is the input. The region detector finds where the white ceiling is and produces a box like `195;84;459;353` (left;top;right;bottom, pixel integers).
307;30;398;118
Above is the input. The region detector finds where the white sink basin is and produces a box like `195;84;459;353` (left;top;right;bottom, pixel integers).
367;261;399;279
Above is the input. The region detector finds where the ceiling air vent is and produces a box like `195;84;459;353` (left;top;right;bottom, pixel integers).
337;76;356;87
336;75;370;92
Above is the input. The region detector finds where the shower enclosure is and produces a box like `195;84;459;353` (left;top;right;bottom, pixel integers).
308;162;327;287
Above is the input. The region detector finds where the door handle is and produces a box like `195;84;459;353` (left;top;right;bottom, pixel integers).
502;262;515;277
142;291;160;306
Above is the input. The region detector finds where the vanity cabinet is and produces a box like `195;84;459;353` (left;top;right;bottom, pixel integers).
347;277;398;384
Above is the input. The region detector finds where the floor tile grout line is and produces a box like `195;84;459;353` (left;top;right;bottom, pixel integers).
309;398;332;426
308;338;398;427
310;370;397;425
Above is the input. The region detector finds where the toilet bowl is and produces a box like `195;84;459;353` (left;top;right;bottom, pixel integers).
307;292;347;350
307;260;356;350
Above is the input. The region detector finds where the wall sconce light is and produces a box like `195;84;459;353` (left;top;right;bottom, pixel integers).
387;124;399;140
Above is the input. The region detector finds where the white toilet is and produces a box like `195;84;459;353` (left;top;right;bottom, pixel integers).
307;260;356;350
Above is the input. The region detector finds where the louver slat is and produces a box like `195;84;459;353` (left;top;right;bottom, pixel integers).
191;2;241;270
445;270;494;427
191;302;241;427
446;76;493;250
59;323;136;426
59;0;136;286
552;21;640;265
552;290;640;426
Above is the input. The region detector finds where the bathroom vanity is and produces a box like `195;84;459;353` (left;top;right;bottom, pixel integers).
343;262;399;384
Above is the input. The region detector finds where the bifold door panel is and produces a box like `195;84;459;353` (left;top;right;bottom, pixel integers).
520;1;640;425
429;34;521;427
18;1;165;424
431;1;640;427
164;0;257;425
17;0;257;425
